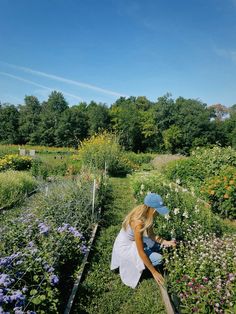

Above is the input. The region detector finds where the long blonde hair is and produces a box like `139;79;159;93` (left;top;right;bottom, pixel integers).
122;204;154;234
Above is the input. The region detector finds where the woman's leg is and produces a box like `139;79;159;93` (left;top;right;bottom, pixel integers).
143;237;163;266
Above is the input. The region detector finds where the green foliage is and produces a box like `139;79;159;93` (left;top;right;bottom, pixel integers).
165;146;236;191
202;166;236;218
55;105;89;147
0;172;107;313
86;101;110;136
18;96;41;144
165;234;236;314
0;103;19;144
131;172;224;241
162;125;183;154
1;93;236;153
77;132;134;176
124;152;154;166
0;170;38;208
0;154;32;171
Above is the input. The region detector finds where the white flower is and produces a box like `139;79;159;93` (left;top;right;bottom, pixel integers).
164;214;170;221
183;211;189;218
182;188;188;192
174;208;180;215
140;184;145;190
176;178;181;184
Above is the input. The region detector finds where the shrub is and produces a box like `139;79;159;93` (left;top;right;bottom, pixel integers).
0;171;108;313
0;171;38;208
0;154;32;171
131;172;224;241
164;146;236;192
77;132;134;176
165;234;236;314
201;166;236;219
124;152;154;166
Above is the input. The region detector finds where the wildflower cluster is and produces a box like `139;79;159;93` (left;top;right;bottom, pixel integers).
202;166;236;218
164;233;236;313
0;174;101;313
0;155;32;172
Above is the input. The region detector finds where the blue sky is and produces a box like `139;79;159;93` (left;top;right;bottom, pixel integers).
0;0;236;107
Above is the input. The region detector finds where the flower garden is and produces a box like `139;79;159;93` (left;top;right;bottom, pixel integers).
0;139;236;314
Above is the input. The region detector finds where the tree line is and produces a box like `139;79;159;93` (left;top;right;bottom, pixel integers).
0;91;235;154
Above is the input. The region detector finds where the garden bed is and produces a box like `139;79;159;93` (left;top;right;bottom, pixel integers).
0;172;106;313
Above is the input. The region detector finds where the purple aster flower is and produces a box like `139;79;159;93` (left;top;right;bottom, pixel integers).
0;274;12;288
57;223;69;233
14;308;24;314
38;222;50;235
0;305;10;314
50;274;59;286
80;244;88;255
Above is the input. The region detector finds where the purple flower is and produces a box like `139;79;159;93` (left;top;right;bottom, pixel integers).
38;222;50;235
50;274;59;286
0;305;10;314
80;244;88;255
14;307;24;314
0;274;13;288
57;223;69;233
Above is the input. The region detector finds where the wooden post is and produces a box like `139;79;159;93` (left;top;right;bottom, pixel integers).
92;179;96;219
158;284;175;314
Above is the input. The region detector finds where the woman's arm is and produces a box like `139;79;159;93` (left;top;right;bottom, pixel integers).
134;224;165;286
148;226;176;247
147;226;164;244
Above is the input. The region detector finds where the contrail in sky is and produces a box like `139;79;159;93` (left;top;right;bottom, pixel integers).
0;71;83;101
0;61;128;97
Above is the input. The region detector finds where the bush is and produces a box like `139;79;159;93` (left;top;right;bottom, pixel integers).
0;154;32;171
124;152;154;166
77;132;134;176
201;166;236;219
0;171;38;208
131;172;224;241
164;146;236;191
165;234;236;314
0;171;108;313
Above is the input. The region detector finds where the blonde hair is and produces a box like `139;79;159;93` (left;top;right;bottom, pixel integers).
122;204;154;234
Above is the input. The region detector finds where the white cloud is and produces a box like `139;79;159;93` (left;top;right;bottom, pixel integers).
0;71;83;101
0;61;128;98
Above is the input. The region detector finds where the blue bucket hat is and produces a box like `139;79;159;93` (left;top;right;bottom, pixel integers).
144;193;169;216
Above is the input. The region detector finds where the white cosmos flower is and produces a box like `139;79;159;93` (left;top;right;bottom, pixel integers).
176;178;181;184
165;214;170;221
140;184;145;190
183;211;189;218
174;208;180;215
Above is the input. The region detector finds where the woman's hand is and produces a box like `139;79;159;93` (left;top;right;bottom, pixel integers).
152;270;165;286
162;240;176;248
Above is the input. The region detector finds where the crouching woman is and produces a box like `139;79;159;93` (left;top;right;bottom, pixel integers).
110;193;176;288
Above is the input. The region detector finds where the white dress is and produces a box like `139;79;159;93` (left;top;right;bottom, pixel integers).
111;225;151;289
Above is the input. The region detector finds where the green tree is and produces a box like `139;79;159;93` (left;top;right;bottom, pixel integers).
37;91;69;146
87;101;110;135
55;105;89;147
110;97;145;151
0;103;20;144
18;96;41;144
162;125;183;154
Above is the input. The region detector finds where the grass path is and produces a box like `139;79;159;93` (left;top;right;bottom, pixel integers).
72;176;166;314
